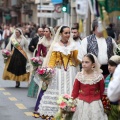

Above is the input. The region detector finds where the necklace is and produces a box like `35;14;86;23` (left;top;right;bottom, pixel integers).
60;40;68;47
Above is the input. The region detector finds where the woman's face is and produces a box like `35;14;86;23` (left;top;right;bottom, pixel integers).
82;56;95;72
61;28;70;42
44;28;51;38
108;64;117;74
15;30;21;38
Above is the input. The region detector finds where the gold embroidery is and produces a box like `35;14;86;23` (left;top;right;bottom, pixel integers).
79;90;83;93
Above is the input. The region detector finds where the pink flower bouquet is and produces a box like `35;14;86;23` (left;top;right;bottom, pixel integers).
55;94;77;120
36;67;55;90
30;57;43;67
36;67;55;81
57;94;77;112
2;49;11;63
2;49;11;58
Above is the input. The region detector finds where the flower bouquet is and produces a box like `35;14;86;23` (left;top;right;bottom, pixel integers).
55;94;77;120
2;49;11;63
102;95;111;114
30;57;43;67
36;67;55;90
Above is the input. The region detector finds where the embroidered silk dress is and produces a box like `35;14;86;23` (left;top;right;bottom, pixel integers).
37;42;79;116
72;71;108;120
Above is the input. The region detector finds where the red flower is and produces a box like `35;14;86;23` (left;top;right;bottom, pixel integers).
60;102;67;109
37;69;45;75
71;107;76;112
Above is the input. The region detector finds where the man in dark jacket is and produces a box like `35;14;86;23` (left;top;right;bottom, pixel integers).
106;23;115;39
28;27;44;53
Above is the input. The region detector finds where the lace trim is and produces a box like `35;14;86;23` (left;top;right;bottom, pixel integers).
41;39;53;48
53;42;77;55
76;71;103;85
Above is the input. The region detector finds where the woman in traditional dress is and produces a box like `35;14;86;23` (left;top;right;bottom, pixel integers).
72;53;107;120
27;27;55;98
2;28;30;88
33;26;80;119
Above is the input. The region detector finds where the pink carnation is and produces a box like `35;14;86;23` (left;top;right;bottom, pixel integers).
60;102;67;109
37;69;45;75
63;94;71;99
38;61;42;64
6;51;10;55
71;107;76;112
31;57;35;60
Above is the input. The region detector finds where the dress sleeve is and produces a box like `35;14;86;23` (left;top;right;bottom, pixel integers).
107;65;120;101
99;78;105;98
73;50;81;65
6;39;12;51
71;79;80;99
48;51;57;68
107;79;120;101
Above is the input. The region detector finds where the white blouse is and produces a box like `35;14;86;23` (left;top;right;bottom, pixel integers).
78;35;117;65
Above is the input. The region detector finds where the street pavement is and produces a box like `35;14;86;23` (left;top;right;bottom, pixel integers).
0;48;42;120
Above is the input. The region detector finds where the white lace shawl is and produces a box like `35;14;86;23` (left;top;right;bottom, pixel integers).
75;71;103;85
52;41;78;55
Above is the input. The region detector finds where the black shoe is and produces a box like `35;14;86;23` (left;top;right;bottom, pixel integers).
15;81;20;88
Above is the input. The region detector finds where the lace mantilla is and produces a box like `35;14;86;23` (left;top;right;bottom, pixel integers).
75;71;103;85
53;41;78;55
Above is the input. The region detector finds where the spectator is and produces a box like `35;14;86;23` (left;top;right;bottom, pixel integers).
78;18;117;77
106;23;115;39
28;27;44;53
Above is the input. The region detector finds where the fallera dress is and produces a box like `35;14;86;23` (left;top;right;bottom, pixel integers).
37;42;80;116
72;71;108;120
28;38;53;98
2;37;29;81
27;44;48;98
